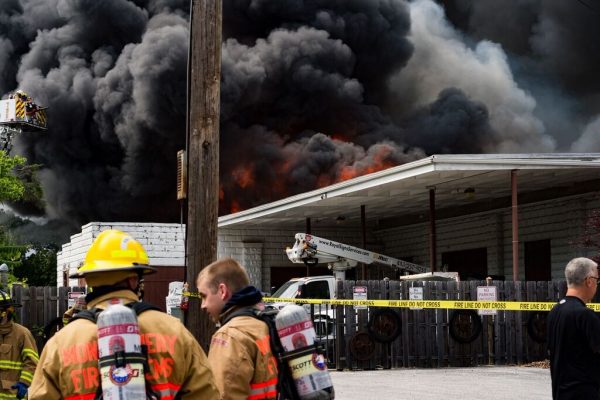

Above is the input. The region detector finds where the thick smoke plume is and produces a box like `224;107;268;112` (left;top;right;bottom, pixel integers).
0;0;598;241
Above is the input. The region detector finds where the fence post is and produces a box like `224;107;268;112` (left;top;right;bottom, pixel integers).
485;276;494;365
335;278;345;371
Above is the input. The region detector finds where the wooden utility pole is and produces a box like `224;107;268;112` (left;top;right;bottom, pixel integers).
185;0;222;351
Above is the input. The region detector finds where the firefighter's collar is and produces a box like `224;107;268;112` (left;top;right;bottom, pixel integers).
0;320;13;335
86;289;138;310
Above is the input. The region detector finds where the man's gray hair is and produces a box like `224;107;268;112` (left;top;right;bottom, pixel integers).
565;257;598;286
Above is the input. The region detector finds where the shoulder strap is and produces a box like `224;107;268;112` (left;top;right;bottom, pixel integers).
71;308;102;323
226;307;301;400
221;307;261;325
71;301;161;323
128;301;161;315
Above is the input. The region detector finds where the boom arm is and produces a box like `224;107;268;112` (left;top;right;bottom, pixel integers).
286;233;428;278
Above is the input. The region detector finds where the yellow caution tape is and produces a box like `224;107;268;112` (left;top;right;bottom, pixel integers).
183;292;600;312
262;297;600;312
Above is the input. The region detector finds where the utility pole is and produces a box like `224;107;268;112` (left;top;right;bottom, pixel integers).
185;0;222;350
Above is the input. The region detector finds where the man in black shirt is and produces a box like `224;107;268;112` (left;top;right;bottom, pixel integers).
548;257;600;399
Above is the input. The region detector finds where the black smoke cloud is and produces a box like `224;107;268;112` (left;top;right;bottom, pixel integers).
440;0;600;94
405;88;494;154
0;0;595;241
439;0;600;149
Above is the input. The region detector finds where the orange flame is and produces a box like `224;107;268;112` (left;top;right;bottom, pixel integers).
221;138;399;214
330;132;349;142
316;174;333;188
338;146;395;182
232;165;255;188
230;199;241;214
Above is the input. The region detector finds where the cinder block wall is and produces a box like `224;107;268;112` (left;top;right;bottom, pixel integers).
57;222;186;287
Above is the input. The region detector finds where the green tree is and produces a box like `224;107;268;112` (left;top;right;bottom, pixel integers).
15;244;57;286
13;163;45;211
0;150;47;285
0;225;25;285
0;151;26;202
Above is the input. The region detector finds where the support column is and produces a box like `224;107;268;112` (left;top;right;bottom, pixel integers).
361;205;367;280
511;170;519;281
429;188;437;273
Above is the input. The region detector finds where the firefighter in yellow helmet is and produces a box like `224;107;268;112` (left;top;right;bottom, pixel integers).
29;229;219;400
0;290;39;399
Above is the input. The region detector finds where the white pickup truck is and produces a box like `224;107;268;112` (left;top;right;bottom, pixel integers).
267;275;337;343
269;275;336;306
269;271;460;306
267;272;459;339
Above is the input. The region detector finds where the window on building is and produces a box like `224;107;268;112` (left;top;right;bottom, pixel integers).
524;239;551;281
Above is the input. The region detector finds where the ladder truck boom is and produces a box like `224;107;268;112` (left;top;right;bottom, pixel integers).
286;233;428;279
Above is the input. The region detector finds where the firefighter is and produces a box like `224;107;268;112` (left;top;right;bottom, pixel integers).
28;229;220;399
0;290;39;400
24;101;38;123
196;257;278;400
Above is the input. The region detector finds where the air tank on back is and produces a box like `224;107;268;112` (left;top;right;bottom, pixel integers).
275;304;335;400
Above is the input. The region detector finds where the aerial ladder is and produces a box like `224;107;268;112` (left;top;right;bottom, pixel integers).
0;90;47;152
286;232;437;280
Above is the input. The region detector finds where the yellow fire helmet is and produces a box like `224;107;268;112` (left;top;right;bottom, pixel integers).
70;230;157;286
0;290;21;308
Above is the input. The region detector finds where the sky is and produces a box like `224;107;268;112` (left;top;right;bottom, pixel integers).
1;0;599;243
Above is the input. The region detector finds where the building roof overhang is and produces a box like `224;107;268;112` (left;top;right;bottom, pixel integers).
218;154;600;230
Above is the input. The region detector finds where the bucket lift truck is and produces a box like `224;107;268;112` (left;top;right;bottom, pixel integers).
279;233;459;349
286;232;432;280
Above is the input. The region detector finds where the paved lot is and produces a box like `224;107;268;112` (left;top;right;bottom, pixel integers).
329;366;551;399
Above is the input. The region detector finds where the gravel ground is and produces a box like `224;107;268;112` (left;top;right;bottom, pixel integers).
329;366;551;400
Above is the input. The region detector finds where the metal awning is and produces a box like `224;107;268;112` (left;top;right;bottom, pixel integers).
218;153;600;230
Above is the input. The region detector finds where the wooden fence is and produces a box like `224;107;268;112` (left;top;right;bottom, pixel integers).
332;279;567;370
11;286;86;351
